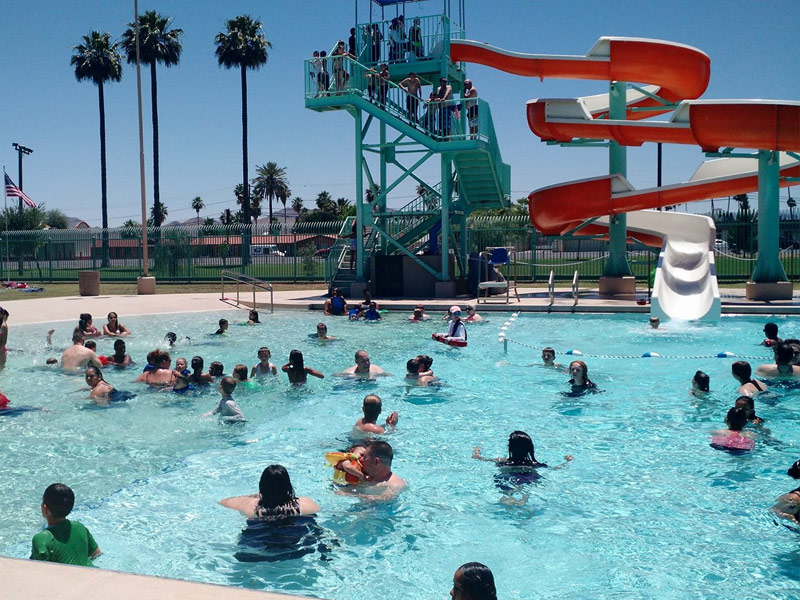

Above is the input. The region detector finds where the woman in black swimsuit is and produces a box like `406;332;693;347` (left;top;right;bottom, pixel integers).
773;460;800;525
731;361;766;396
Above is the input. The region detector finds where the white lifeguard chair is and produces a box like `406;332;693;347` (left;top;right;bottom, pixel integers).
477;247;519;304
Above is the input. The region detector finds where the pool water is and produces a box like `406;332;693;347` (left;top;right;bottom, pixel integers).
2;310;800;599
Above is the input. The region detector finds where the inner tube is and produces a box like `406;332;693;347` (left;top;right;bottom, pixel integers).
432;333;467;347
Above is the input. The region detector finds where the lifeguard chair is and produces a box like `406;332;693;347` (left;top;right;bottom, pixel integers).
477;247;519;303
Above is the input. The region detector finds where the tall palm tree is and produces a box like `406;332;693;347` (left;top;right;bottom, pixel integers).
71;31;122;268
150;201;168;226
291;197;304;217
252;162;290;224
215;15;271;229
121;11;183;228
191;196;204;225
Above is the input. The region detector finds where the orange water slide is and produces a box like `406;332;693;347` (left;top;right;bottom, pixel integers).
450;37;711;120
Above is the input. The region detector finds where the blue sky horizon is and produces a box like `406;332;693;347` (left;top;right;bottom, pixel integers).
3;0;799;226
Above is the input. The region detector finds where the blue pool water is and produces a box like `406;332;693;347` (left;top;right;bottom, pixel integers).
2;310;800;599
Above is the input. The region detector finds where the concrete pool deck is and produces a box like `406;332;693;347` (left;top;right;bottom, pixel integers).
3;283;799;599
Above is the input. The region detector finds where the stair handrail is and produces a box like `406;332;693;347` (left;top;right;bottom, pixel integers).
572;270;579;306
220;270;273;314
548;270;555;306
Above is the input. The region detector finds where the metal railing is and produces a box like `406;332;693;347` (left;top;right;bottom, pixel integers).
220;270;273;314
572;270;580;306
548;270;555;306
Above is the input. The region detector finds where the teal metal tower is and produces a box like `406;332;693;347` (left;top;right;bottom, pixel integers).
305;0;510;296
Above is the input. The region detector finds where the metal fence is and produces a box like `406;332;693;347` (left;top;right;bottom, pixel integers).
4;216;800;285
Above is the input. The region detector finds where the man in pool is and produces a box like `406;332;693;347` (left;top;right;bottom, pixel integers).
348;441;405;499
355;394;398;434
61;330;102;371
762;322;782;347
756;343;800;379
649;316;660;329
338;350;389;378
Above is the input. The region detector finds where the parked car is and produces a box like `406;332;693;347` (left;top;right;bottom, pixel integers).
251;244;285;257
713;239;729;252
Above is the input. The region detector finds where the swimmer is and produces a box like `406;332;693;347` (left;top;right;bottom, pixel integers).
84;365;115;401
232;363;250;382
134;349;175;386
45;328;55;349
762;322;782;347
450;562;497;600
219;464;320;518
107;339;132;367
251;347;278;377
435;306;466;343
785;338;800;366
348;306;364;320
327;444;369;484
171;357;192;392
405;355;436;386
338;349;389;379
567;360;597;394
363;301;382;321
339;441;406;500
83;340;110;366
408;305;430;321
31;483;101;566
773;459;800;524
0;307;9;366
208;361;225;379
103;312;130;337
0;391;42;415
188;356;214;385
734;395;764;425
649;316;660;329
690;370;710;397
710;406;754;449
78;313;101;338
464;305;483;322
323;288;347;316
314;323;336;341
163;332;178;348
214;319;229;335
755;343;800;379
203;376;245;420
473;431;573;469
541;347;562;369
282;349;324;384
61;330;102;371
355;394;398;434
247;310;260;325
731;361;766;396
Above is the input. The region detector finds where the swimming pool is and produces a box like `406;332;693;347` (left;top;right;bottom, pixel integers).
2;310;800;599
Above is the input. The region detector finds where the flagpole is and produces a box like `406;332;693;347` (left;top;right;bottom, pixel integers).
134;0;149;279
2;167;8;282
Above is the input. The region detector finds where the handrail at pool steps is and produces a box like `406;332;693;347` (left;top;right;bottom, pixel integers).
548;270;555;306
572;269;579;306
220;270;274;314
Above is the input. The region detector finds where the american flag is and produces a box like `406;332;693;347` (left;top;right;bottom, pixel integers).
4;173;36;208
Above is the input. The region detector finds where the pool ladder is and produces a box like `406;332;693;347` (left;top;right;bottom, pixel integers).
547;270;580;307
220;270;274;314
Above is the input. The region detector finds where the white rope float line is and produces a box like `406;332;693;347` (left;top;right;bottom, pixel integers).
521;254;610;268
499;336;766;360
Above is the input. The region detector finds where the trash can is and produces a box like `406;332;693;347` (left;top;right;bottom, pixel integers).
78;271;100;296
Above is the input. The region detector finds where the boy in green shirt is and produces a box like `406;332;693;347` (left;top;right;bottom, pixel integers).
31;483;100;566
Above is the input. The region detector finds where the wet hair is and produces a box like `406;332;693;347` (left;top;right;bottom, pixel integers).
233;364;248;381
506;430;537;466
775;343;794;365
114;339;126;352
731;361;752;381
85;365;104;382
78;313;93;330
107;312;117;320
249;310;259;323
84;340;96;351
693;371;710;392
455;562;497;600
417;355;433;370
289;349;304;370
734;395;759;422
725;406;748;431
542;347;555;358
316;323;327;333
164;332;177;345
191;356;204;371
219;375;237;395
46;358;58;365
406;358;420;374
219;318;228;328
764;322;779;337
366;440;393;465
788;460;800;479
42;483;75;519
568;361;594;387
209;361;224;377
362;394;382;421
72;329;85;344
256;465;300;519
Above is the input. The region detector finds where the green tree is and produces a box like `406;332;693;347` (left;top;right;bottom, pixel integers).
291;196;305;217
0;206;46;277
252;162;290;224
316;191;335;213
71;31;122;267
120;219;141;240
44;209;68;229
151;201;168;226
191;196;204;225
215;15;271;229
121;11;183;228
336;197;352;218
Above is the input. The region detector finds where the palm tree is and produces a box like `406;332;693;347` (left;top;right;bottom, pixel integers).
215;15;271;229
191;196;204;225
71;31;122;267
316;191;335;213
151;200;168;226
252;162;290;224
336;197;352;217
121;12;183;228
291;197;304;219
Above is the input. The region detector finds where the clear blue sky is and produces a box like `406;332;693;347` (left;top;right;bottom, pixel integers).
3;0;799;226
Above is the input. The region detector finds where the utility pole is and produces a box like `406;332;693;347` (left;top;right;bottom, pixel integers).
11;143;33;213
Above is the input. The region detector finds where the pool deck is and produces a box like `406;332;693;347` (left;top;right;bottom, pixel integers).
3;286;800;327
3;284;798;599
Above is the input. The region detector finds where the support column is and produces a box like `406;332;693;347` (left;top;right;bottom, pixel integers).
355;109;365;282
599;80;635;296
436;154;456;298
747;149;792;299
379;121;387;255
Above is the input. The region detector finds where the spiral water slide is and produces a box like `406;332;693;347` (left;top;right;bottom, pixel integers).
451;38;800;320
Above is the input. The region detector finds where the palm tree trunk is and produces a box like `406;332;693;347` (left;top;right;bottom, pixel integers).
240;65;251;266
150;61;161;227
99;81;110;268
268;193;274;224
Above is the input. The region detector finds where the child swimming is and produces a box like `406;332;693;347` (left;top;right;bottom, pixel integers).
251;347;278;377
282;350;324;384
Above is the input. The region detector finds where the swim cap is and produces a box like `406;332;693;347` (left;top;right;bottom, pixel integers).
0;393;9;408
450;305;461;314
